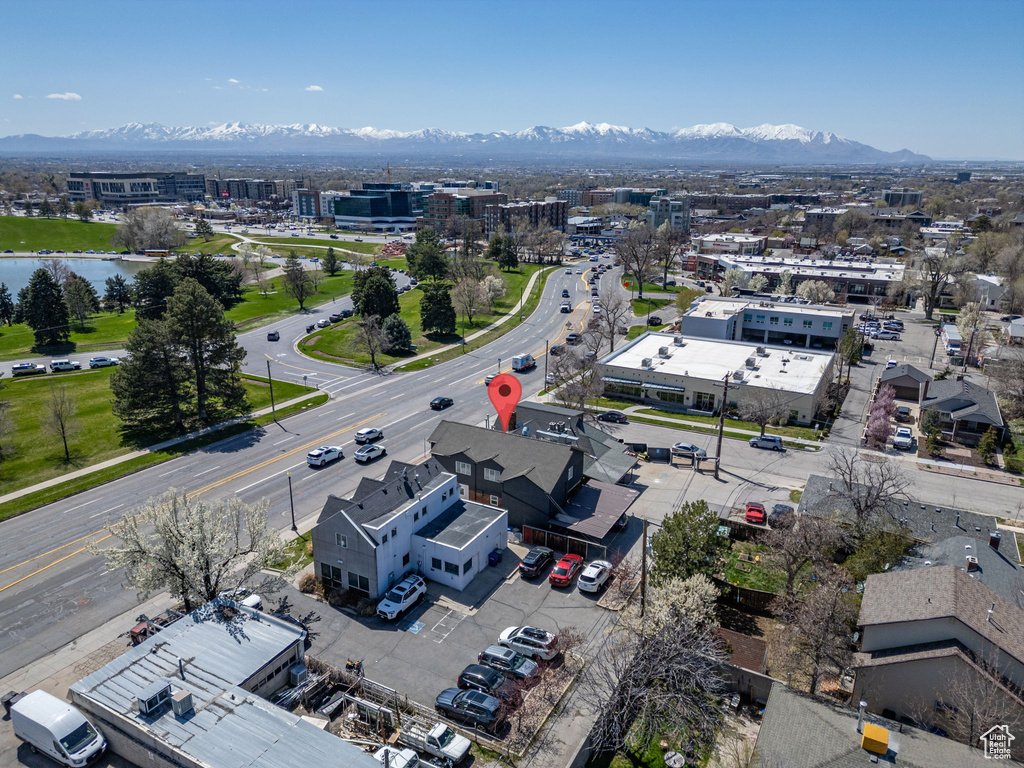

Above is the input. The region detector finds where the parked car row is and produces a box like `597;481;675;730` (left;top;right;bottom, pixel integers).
517;545;614;593
11;357;118;377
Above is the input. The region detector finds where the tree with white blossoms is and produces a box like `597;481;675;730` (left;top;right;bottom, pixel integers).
748;273;769;293
720;267;748;296
772;269;793;296
96;490;294;612
795;279;835;305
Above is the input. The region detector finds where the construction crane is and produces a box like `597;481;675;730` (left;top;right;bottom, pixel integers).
382;163;409;183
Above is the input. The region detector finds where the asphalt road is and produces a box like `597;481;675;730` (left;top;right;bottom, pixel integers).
0;261;607;679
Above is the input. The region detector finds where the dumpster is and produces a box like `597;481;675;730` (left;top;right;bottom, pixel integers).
488;550;502;567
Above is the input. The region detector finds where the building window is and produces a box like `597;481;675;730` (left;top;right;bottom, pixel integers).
444;561;459;575
769;317;779;325
414;510;419;521
803;320;812;328
693;392;715;411
784;318;793;327
568;466;574;481
489;495;499;506
455;461;472;475
381;533;388;544
483;468;500;482
755;315;765;323
823;321;833;330
336;534;348;548
392;527;397;537
431;557;442;571
743;313;752;322
464;559;473;575
348;572;369;593
403;553;410;566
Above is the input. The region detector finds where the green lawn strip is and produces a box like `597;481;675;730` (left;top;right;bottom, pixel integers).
724;542;786;593
620;273;683;295
248;237;381;256
789;489;803;504
630;297;672;316
0;310;138;361
0;216;119;251
269;531;313;571
237;373;317;411
174;233;243;255
0;392;329;523
635;407;820;441
225;272;355;331
624;324;665;340
626;415;816;450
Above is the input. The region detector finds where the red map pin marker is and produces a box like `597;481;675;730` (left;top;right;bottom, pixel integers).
488;373;522;433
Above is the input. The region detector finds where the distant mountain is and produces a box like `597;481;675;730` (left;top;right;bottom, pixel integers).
0;120;931;163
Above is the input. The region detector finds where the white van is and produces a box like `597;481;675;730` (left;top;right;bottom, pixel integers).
11;690;106;766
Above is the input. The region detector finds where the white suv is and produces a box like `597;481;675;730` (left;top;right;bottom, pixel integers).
306;446;343;467
377;574;427;620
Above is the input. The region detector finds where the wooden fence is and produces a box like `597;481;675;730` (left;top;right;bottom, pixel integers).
713;576;777;613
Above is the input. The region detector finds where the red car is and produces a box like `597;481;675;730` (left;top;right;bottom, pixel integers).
549;554;583;587
744;502;766;525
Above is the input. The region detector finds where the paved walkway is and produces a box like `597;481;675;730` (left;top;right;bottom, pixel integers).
0;389;327;507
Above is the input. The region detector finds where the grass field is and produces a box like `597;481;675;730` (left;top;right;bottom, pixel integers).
306;265;543;367
0;367;315;498
174;233;242;255
0;216;119;252
249;236;381;256
630;297;672;316
0;310;139;361
224;272;355;331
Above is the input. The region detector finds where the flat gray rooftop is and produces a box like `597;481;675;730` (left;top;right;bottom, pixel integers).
415;499;504;549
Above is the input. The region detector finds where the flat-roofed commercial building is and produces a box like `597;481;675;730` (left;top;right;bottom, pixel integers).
490;199;568;233
328;183;422;232
67;171;206;206
647;196;691;234
417;189;508;232
693;233;767;255
597;331;835;425
680;296;855;349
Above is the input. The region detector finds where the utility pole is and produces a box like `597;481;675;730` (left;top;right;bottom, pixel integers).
266;360;277;421
640;518;648;618
963;326;978;374
286;472;297;532
519;284;524;322
714;372;730;480
929;326;940;368
544;339;549;391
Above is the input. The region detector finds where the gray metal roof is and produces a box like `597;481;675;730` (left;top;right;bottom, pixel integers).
316;458;448;529
414;498;505;549
755;682;998;768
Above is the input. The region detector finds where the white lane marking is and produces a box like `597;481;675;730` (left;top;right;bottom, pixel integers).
389;394;404;400
64;500;98;514
90;504;123;519
233;460;309;494
336;412;356;422
272;436;297;445
193;465;222;476
158;467;181;478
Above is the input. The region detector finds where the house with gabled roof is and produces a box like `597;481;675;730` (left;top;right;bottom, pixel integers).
920;376;1004;443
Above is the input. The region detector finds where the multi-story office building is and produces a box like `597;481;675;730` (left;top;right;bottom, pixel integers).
647;196;691;234
325;183;421;231
881;187;924;208
67;171;206;206
693;233;767;255
556;188;589;207
490;199;568;233
207;178;295;201
582;189;615;207
292;189;321;218
416;189;508;232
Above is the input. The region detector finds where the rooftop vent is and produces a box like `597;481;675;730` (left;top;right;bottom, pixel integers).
673;335;685;346
171;689;194;718
745;357;757;369
732;370;745;381
756;346;767;355
658;346;670;358
138;681;172;716
641;357;653;369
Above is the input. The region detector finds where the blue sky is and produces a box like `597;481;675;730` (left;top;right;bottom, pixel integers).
4;0;1022;159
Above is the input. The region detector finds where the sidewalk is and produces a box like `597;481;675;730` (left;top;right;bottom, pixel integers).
0;389;327;507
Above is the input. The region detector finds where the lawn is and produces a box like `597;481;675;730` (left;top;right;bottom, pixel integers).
0;368;317;497
624;324;665;340
249;236;381;256
631;297;672;316
305;265;544;367
723;541;788;594
174;233;242;255
224;272;355;331
0;216;119;252
620;272;685;295
635;407;821;441
270;531;314;571
0;310;138;361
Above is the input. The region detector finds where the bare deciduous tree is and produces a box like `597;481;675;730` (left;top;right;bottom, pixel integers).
593;292;632;354
356;314;389;372
112;207;187;252
451;277;485;323
910;241;971;320
760;515;842;600
43;382;78;463
615;225;658;298
824;447;911;539
549;346;604;411
38;257;71;287
739;386;791;437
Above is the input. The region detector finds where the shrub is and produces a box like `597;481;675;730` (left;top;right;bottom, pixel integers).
298;573;319;593
978;427;999;464
356;597;378;617
1005;455;1024;475
926;430;944;456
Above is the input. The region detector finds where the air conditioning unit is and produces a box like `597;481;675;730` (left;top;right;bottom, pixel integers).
673;335;685;346
641;358;653;369
756;346;767;355
658;346;669;357
171;689;194;717
290;664;308;686
745;357;757;369
138;681;172;716
732;370;744;380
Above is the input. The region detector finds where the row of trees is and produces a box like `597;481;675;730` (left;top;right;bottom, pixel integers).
16;195;94;222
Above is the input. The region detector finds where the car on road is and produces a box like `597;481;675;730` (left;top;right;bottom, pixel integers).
575;268;582;274
648;315;663;325
377;574;427;619
88;356;120;368
478;645;539;681
306;324;316;333
872;330;900;340
671;442;707;458
329;313;345;323
893;426;915;450
565;268;572;274
354;427;384;443
434;688;501;733
12;363;46;377
549;344;563;356
560;302;572;313
267;330;280;341
744;502;767;524
597;411;627;423
885;359;899;369
49;359;81;372
549;553;583;587
484;373;498;386
306;446;343;467
355;237;364;242
565;332;581;345
561;289;570;298
354;444;387;463
329;234;339;239
518;546;554;578
499;626;558;660
577;560;613;593
749;435;783;451
430;397;454;410
316;319;331;329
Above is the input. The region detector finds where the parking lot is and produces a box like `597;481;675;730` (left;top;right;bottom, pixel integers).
276;523;642;711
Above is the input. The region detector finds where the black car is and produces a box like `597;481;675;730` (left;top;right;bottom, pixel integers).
305;324;316;333
519;546;554;578
648;315;664;326
561;289;570;298
329;313;344;323
457;664;518;705
565;332;581;345
339;308;354;318
597;411;627;423
435;688;502;732
769;504;794;527
430;397;454;410
549;344;563;356
1002;315;1022;323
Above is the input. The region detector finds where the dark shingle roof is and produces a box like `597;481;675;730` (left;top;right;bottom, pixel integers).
755;682;999;768
717;628;767;674
316;457;448;528
799;474;993;544
429;420;579;495
899;535;1024;605
859;565;1024;666
922;377;1004;427
880;363;931;385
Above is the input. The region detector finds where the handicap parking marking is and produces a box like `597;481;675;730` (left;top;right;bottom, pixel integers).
429;608;468;643
401;619;425;634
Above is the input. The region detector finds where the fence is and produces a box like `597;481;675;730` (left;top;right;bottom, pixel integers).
713;576;777;613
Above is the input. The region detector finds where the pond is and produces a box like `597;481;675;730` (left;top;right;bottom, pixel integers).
0;257;152;294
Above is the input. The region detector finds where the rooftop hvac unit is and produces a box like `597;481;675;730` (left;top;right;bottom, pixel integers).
756;346;767;356
138;681;172;716
171;689;194;717
745;357;757;369
641;358;653;369
658;346;670;357
732;370;744;380
673;335;685;346
290;664;308;686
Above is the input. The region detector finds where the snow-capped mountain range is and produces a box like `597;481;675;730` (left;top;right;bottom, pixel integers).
0;121;930;163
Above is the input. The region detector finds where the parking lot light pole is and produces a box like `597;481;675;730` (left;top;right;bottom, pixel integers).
286;472;297;532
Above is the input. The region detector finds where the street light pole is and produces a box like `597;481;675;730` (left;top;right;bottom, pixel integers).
519;284;524;322
286;472;297;532
462;312;466;354
544;340;549;391
266;359;277;421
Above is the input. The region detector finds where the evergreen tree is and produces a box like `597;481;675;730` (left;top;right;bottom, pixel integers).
17;268;70;349
281;254;314;309
358;275;400;319
381;313;412;351
0;283;14;326
23;201;33;218
103;275;133;313
321;246;341;276
407;227;448;281
352;266;398;316
649;500;729;585
38;199;55;219
194;218;214;241
419;282;456;335
165;279;247;421
111;319;189;432
496;234;519;271
133;258;179;320
63;272;100;330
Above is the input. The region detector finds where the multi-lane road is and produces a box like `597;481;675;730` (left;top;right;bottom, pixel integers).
0;260;609;678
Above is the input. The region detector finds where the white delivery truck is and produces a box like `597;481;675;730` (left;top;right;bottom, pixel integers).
397;722;471;764
10;690;107;766
511;353;535;372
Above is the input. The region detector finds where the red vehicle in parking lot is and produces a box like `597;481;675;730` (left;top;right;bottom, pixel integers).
549;554;583;587
744;502;766;524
